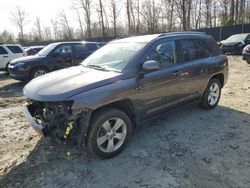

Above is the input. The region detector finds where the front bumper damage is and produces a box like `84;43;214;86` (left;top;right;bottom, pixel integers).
23;99;92;147
23;106;46;136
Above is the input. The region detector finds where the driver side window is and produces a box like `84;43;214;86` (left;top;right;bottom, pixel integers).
54;45;72;55
145;41;177;68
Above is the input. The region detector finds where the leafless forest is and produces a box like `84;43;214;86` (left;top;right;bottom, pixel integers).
1;0;250;43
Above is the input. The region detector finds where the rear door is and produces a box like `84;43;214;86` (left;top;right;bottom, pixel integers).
6;45;25;59
50;44;74;69
73;43;99;65
0;46;10;69
139;39;198;116
176;37;212;96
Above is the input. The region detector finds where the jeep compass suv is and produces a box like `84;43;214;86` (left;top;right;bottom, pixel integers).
23;32;228;158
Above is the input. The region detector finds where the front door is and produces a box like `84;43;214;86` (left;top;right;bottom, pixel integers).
51;44;73;69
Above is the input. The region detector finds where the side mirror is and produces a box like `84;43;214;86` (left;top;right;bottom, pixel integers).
142;60;160;73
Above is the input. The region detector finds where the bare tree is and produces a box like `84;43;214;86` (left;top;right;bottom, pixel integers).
58;10;73;39
110;0;120;37
51;19;59;40
43;26;52;40
10;7;28;40
79;0;92;38
141;0;160;33
174;0;188;30
35;17;42;40
98;0;105;38
72;3;84;39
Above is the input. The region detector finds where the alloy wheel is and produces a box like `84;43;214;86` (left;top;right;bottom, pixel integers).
208;82;220;105
97;118;127;153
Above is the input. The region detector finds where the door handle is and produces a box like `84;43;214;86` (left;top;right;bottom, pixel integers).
172;70;183;76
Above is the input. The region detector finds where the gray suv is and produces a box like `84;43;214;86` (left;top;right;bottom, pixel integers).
23;32;228;158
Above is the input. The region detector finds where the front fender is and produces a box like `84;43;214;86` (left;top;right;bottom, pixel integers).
69;77;138;110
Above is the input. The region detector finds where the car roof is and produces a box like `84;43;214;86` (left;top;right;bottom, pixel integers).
51;41;99;45
0;43;22;46
111;32;207;43
231;33;250;36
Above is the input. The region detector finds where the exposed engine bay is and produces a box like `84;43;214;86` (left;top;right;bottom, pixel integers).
25;99;91;145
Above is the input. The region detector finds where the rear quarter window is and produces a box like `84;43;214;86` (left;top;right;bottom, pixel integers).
0;46;8;54
210;38;223;56
7;46;23;54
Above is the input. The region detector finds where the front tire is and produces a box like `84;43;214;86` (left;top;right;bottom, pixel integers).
201;78;222;109
30;67;48;79
87;108;132;159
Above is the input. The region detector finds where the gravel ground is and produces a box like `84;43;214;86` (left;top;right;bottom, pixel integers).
0;56;249;188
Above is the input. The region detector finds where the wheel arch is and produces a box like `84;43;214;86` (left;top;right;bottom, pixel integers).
211;73;224;88
90;99;136;126
30;65;49;79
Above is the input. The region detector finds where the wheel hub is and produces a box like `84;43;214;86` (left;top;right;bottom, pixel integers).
97;118;127;153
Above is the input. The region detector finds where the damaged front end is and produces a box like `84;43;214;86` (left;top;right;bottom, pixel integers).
23;99;92;146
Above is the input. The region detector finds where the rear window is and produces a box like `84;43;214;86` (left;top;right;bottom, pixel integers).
179;37;221;62
0;46;8;54
7;46;23;54
179;39;200;62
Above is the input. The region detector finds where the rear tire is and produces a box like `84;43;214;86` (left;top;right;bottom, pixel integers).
201;78;221;109
30;67;48;79
87;108;132;159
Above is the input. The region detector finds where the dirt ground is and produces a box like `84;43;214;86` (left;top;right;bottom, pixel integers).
0;56;249;188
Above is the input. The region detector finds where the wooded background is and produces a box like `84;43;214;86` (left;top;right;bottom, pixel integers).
1;0;250;43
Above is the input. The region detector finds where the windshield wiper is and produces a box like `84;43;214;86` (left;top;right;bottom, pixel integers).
86;64;109;71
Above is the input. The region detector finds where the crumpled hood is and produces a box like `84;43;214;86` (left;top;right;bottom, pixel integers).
10;55;44;64
23;66;122;101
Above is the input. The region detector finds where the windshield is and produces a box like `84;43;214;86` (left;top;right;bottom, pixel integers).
82;42;146;72
38;43;58;56
225;34;248;43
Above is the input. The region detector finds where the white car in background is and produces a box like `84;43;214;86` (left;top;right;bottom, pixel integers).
0;44;27;71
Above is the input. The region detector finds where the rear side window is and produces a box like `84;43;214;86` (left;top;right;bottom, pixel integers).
179;39;200;62
145;40;177;68
86;43;99;51
7;46;23;54
0;46;8;54
196;38;211;58
74;44;87;55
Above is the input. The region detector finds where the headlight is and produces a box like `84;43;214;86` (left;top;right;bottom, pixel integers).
15;62;25;67
238;41;245;47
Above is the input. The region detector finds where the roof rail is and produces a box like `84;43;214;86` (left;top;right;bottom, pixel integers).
159;31;206;37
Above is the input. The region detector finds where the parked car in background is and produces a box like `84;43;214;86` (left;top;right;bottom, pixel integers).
8;41;100;81
242;44;250;64
25;46;44;56
0;44;26;71
220;33;250;55
23;32;228;158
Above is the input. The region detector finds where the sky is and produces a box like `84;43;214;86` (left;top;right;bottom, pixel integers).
0;0;77;36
